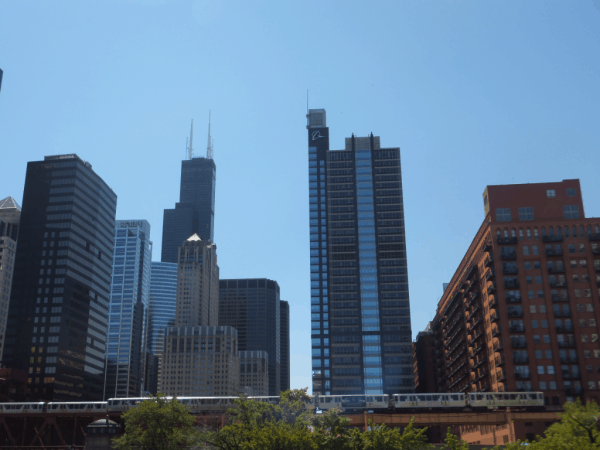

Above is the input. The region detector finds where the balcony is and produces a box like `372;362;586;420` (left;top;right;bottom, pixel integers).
497;369;507;382
476;370;488;382
507;309;524;318
594;265;600;273
562;373;581;380
505;294;522;304
503;266;519;275
511;340;527;348
551;294;570;302
473;357;486;370
471;316;483;329
483;241;493;252
472;345;484;356
495;355;506;366
592;247;600;255
467;292;479;306
554;310;572;318
546;248;564;257
493;341;504;352
487;283;497;295
490;312;500;323
560;356;578;363
556;325;574;333
466;264;478;280
500;252;517;261
550;280;568;288
514;372;532;380
565;387;584;395
509;325;526;333
513;356;529;364
497;236;518;245
543;235;564;243
548;266;566;274
558;341;577;348
589;233;600;241
489;297;499;309
484;255;494;268
485;269;496;281
492;326;501;337
504;279;520;289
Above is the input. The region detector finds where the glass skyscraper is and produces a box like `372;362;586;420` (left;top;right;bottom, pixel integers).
307;109;413;396
104;220;152;399
145;261;178;394
219;278;281;396
3;154;116;401
161;157;216;263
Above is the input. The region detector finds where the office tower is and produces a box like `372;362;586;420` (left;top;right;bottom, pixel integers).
104;220;152;399
306;109;413;396
0;197;20;361
145;261;178;394
280;300;290;392
158;326;239;397
412;323;435;393
415;179;600;444
175;234;219;327
240;351;269;396
0;68;3;93
219;279;281;395
3;154;116;401
161;122;216;263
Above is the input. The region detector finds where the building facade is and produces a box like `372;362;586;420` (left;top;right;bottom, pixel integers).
158;326;239;397
175;234;219;327
3;154;116;401
104;220;152;399
145;261;178;395
239;350;269;396
307;109;413;396
280;300;290;392
415;180;600;445
161;157;216;263
413;323;435;393
0;197;20;361
219;278;281;396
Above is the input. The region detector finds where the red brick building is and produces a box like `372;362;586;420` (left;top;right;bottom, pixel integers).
414;180;600;445
413;323;436;393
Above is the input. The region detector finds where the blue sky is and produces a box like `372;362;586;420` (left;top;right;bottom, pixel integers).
1;1;599;393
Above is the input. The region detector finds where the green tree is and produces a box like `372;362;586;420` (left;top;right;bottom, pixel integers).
443;427;469;450
112;393;201;450
357;419;431;450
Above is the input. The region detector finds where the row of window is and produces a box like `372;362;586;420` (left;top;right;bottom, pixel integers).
496;205;581;222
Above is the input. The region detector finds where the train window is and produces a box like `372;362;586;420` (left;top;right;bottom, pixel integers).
538;393;543;399
426;396;431;401
510;394;517;400
477;395;484;400
375;397;383;402
452;395;458;401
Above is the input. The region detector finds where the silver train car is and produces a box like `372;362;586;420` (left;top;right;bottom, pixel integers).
315;394;389;412
468;392;544;409
394;393;466;409
47;402;108;414
0;402;45;413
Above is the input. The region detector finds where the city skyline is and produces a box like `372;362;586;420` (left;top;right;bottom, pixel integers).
1;1;599;392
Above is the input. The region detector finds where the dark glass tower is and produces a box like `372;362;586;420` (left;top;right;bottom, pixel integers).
307;109;413;396
161;157;216;263
280;300;290;392
3;154;116;401
219;278;281;396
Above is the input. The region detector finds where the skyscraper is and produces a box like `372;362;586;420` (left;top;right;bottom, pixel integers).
161;122;216;263
0;196;20;361
219;278;281;396
280;300;290;392
3;154;116;401
145;261;178;395
104;220;152;399
307;109;413;396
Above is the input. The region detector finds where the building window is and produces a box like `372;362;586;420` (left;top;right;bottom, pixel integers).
518;207;534;221
495;208;511;222
563;205;580;219
547;190;556;198
523;246;530;256
567;188;576;197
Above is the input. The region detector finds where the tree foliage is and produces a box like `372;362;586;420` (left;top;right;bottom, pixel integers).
112;393;201;450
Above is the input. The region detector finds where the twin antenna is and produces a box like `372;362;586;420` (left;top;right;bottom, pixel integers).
186;112;214;160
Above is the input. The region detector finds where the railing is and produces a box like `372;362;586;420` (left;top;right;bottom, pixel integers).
496;369;507;381
493;341;503;352
507;309;524;318
506;295;522;304
565;387;584;395
558;341;577;348
550;280;568;288
484;255;494;267
556;325;574;332
495;355;506;366
483;241;493;252
497;236;518;245
489;297;499;309
560;356;578;363
490;312;500;322
546;248;563;257
551;294;570;302
504;279;520;289
513;356;529;364
509;325;526;333
589;233;600;241
503;266;519;275
554;310;572;317
487;283;497;294
500;252;517;260
485;269;496;281
548;266;566;274
511;340;527;348
543;235;564;243
514;372;531;380
492;326;501;337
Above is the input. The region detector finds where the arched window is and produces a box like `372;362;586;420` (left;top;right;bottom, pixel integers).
504;229;509;237
580;225;585;236
519;229;524;239
588;225;592;237
542;227;547;236
534;228;539;239
564;226;569;238
595;225;599;234
496;229;501;237
526;229;531;240
557;226;562;236
573;226;577;237
549;226;555;236
511;228;516;237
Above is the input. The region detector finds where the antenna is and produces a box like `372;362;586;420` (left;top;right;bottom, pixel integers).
206;111;213;160
186;120;194;160
307;90;308;114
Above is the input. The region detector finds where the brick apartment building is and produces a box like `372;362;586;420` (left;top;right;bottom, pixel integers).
414;179;600;445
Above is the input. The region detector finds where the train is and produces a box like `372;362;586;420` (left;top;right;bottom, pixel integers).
0;391;544;415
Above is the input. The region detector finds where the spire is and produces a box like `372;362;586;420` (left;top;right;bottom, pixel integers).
206;111;214;160
0;196;21;211
186;120;194;160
